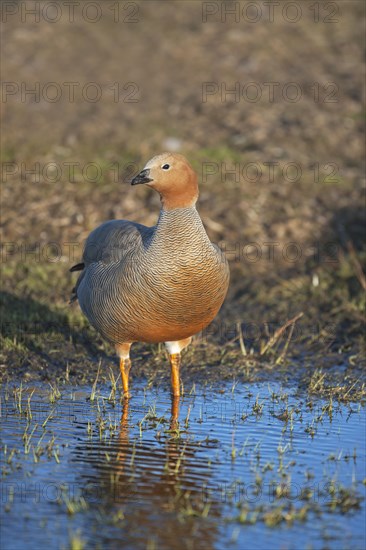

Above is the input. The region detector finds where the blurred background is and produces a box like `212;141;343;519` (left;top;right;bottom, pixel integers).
1;0;365;382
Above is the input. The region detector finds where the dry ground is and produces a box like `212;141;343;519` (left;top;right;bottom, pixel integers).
1;1;365;396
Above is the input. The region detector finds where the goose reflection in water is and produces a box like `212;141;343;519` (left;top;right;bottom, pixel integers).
73;396;221;550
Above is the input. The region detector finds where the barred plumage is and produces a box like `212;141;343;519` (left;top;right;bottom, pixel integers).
70;153;229;397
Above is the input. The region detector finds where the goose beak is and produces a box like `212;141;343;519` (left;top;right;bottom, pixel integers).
131;169;153;185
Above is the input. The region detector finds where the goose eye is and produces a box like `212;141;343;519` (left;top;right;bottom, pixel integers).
162;164;170;170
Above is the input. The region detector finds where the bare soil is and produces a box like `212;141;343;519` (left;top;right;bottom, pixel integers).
1;1;365;397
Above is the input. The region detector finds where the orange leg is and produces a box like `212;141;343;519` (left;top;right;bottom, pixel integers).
119;357;131;398
170;353;181;397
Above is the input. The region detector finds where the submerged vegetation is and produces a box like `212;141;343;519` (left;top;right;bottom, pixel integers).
1;381;365;549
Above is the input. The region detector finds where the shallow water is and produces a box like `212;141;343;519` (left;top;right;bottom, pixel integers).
1;380;365;550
